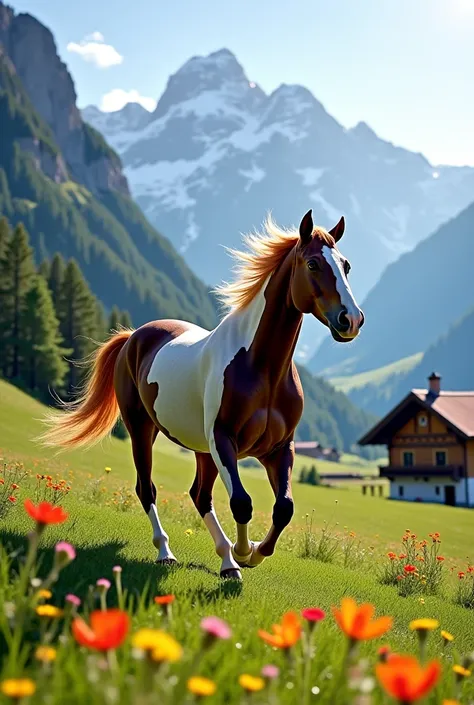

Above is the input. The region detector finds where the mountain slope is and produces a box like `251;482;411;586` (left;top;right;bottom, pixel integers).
311;200;474;376
83;48;474;316
0;3;217;329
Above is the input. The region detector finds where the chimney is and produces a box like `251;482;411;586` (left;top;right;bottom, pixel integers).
428;372;441;396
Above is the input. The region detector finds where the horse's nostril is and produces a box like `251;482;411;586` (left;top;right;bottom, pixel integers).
337;310;350;331
359;311;365;328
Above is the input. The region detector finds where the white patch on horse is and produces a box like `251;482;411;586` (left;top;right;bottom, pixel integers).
148;504;176;562
321;245;360;332
146;280;269;493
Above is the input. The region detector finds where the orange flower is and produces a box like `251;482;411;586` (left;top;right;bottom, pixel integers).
154;595;175;605
258;611;301;649
24;499;68;526
376;655;441;703
72;609;129;651
436;556;445;562
8;496;16;503
11;483;19;490
332;598;392;641
404;565;417;574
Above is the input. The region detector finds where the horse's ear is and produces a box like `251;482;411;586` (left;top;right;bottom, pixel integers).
329;216;345;243
299;209;313;246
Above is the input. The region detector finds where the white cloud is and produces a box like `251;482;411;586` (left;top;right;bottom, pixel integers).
100;88;156;113
67;32;122;68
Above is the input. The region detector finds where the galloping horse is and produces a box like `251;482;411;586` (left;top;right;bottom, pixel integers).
40;210;364;580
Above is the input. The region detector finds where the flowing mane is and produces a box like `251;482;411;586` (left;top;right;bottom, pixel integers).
215;215;334;311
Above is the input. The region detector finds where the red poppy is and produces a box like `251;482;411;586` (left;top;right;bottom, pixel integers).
301;608;325;623
154;595;175;605
404;565;417;574
24;499;68;525
72;609;129;651
436;556;445;562
8;496;16;503
376;655;441;702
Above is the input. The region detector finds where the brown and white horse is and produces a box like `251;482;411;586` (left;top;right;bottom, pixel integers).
40;210;364;580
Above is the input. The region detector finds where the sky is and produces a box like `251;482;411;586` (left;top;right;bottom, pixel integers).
9;0;474;166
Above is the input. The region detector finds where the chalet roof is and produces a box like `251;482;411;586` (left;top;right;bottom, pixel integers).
294;441;321;449
358;388;474;446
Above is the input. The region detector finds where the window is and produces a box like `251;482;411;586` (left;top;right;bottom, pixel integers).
435;486;440;496
435;451;447;466
403;452;414;467
418;414;428;428
399;485;404;497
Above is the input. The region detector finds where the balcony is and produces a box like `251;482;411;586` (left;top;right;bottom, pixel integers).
379;465;465;481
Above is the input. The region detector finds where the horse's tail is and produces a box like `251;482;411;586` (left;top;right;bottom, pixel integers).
37;330;133;450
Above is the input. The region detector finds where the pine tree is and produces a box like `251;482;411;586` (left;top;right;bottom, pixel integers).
38;259;50;281
0;216;9;261
298;466;308;484
108;305;121;333
0;217;12;375
1;223;36;378
307;465;320;486
120;309;133;329
21;275;69;395
57;259;101;391
47;253;66;309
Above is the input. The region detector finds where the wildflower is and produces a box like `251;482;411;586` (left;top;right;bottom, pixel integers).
442;701;461;705
96;578;111;592
154;595;175;605
35;645;57;662
258;611;302;649
332;598;392;642
301;607;325;624
37;589;52;600
441;630;454;645
409;619;439;633
387;552;397;560
376;655;441;703
185;529;194;536
418;598;425;605
378;645;391;662
112;565;122;574
201;616;232;642
54;541;76;570
1;678;36;698
24;499;68;528
72;609;129;650
11;483;19;490
8;496;16;503
458;572;465;579
239;674;265;692
404;564;417;574
36;605;64;618
261;664;280;680
105;467;111;473
150;632;183;663
453;665;471;679
187;676;217;697
65;594;81;608
436;556;445;562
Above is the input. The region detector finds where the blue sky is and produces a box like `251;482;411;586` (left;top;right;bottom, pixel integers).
10;0;474;166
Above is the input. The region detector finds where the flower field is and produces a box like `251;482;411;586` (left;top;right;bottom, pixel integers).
1;380;474;704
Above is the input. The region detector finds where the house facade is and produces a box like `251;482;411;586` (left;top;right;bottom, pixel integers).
294;441;341;463
358;374;474;507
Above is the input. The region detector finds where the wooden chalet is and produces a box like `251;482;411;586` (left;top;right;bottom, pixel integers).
358;373;474;507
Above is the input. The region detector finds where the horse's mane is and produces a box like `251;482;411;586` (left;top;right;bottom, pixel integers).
214;215;334;311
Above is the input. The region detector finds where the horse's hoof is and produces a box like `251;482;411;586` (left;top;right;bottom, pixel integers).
232;544;253;567
156;557;178;566
220;568;242;581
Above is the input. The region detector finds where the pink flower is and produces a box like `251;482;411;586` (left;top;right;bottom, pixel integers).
96;578;111;592
200;616;232;641
66;594;81;607
261;664;280;680
112;565;122;574
54;542;76;569
302;608;326;623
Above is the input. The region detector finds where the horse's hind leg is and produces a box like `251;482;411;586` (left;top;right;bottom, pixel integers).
119;390;177;564
190;453;242;579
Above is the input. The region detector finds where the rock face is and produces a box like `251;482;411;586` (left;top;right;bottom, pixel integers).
0;3;128;197
83;48;474;361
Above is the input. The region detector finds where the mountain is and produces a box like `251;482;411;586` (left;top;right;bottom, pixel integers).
311;200;474;377
348;304;474;417
82;48;474;360
0;2;217;330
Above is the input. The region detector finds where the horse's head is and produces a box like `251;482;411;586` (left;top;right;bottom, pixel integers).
290;209;364;342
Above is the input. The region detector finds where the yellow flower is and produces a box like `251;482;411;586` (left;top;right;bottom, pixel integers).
187;676;217;697
35;645;57;662
151;633;183;663
36;605;64;618
131;628;164;651
239;674;265;692
441;630;454;643
453;665;471;678
443;701;461;705
105;467;111;473
37;589;52;599
409;618;439;633
185;529;193;536
1;678;36;698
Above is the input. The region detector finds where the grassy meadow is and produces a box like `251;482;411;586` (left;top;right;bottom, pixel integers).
1;379;474;704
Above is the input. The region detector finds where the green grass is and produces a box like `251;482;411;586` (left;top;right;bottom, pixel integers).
1;379;474;704
329;352;424;393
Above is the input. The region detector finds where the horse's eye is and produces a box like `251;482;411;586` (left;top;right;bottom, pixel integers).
344;260;351;275
307;260;319;271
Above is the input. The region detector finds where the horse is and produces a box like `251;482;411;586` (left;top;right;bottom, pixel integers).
39;209;364;580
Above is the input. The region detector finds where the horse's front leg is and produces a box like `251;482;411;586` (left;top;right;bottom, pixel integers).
209;426;253;577
251;439;295;563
